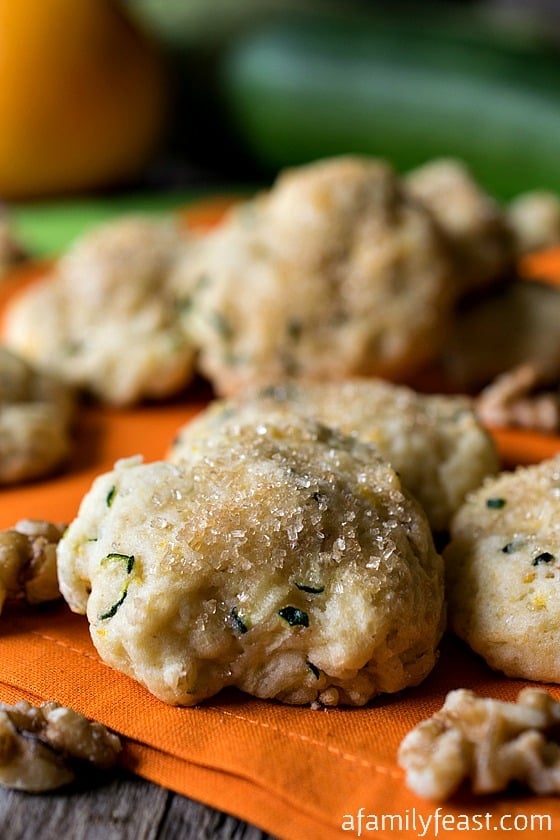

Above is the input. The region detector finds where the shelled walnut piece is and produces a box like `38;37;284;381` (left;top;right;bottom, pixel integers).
475;363;560;432
398;688;560;800
0;700;121;792
0;519;65;614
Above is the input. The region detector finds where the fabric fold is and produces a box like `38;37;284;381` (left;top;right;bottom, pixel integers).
1;604;559;840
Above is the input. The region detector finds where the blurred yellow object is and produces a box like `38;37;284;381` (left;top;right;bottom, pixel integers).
0;0;167;199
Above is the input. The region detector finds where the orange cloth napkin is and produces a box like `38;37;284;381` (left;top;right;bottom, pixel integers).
520;245;560;289
3;203;560;839
1;401;560;840
2;594;560;839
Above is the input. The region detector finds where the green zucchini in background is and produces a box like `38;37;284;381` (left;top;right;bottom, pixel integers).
214;14;560;199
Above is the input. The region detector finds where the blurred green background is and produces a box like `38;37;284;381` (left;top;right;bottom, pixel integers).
120;0;560;199
5;0;560;227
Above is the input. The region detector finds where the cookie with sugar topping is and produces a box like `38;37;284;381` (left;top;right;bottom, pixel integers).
405;157;514;296
169;377;499;533
445;454;560;682
507;189;560;254
0;345;74;484
58;419;444;707
3;215;195;405
171;156;453;396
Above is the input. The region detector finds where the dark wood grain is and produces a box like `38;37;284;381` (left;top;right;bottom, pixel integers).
0;773;275;840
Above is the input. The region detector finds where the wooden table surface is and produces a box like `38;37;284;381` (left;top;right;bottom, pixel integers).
0;772;276;839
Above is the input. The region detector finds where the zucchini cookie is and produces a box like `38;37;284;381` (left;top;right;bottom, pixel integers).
169;378;499;533
445;454;560;682
0;346;74;484
3;215;195;405
172;156;453;395
405;158;514;296
507;190;560;254
57;419;445;707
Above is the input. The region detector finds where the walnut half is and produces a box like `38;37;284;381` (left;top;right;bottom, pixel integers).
0;519;66;615
0;700;121;792
398;688;560;800
475;363;560;433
